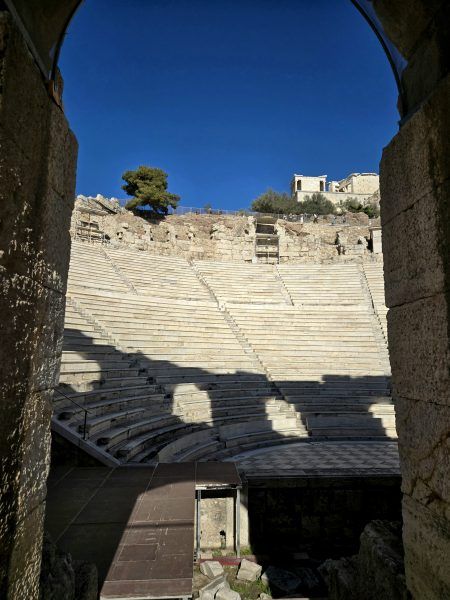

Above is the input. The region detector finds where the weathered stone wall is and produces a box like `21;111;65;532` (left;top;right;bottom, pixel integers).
319;520;409;600
381;74;450;599
276;216;374;262
0;12;77;599
73;199;380;263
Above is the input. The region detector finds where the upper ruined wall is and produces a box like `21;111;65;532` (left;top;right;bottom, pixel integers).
71;196;381;263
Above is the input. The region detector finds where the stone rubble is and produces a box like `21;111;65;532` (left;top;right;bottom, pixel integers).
200;561;225;579
199;574;229;600
319;520;408;600
236;558;262;582
215;587;241;600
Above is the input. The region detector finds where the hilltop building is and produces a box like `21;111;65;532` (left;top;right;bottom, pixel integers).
291;172;379;206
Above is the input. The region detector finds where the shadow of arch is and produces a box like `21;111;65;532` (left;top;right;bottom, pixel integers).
47;325;398;595
55;327;393;465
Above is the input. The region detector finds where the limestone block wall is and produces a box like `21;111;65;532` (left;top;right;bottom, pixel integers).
73;201;379;263
102;212;256;261
0;12;77;599
381;75;450;600
276;218;374;262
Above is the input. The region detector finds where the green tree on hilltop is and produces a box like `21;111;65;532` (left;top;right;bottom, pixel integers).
342;196;380;218
298;192;336;215
251;189;297;214
122;166;180;215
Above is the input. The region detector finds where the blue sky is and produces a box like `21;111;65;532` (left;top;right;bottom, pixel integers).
60;0;399;210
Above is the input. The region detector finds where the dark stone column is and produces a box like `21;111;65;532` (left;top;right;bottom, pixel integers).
0;12;77;598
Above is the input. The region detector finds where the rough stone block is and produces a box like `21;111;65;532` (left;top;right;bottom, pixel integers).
16;389;52;520
0;13;49;158
199;574;229;600
46;101;78;198
387;294;449;405
319;520;407;600
380;75;450;224
382;184;446;307
236;558;262;582
0;273;66;391
215;587;241;600
395;396;450;512
402;495;450;600
6;502;46;600
0;137;75;290
200;561;224;579
374;1;442;60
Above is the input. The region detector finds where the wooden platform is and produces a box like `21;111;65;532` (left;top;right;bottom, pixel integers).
45;462;241;600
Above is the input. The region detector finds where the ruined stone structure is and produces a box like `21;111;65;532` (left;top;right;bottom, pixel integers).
291;172;380;207
72;195;381;263
0;2;449;599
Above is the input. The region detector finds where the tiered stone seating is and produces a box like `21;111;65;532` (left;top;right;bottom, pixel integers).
55;302;169;463
105;246;211;300
227;303;396;439
363;263;388;339
67;291;304;462
68;240;131;294
194;260;290;304
277;263;365;306
56;242;395;464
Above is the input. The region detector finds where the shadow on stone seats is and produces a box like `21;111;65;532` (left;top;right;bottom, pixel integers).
46;328;394;587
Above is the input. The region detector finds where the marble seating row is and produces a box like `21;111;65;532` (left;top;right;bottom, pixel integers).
277;263;366;306
194;260;290;304
227;304;396;439
55;245;394;463
58;292;303;462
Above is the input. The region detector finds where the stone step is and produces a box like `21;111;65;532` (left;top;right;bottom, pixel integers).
307;414;396;429
309;428;398;439
57;393;168;420
157;429;219;462
157;373;267;385
115;424;197;461
215;435;306;460
178;403;287;419
173;389;281;401
58;374;148;392
54;384;162;407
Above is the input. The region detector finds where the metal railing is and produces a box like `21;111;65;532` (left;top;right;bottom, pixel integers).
167;207;362;225
54;388;93;440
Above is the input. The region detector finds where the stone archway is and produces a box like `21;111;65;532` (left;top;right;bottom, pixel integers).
0;2;448;598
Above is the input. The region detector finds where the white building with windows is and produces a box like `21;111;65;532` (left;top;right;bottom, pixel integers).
291;172;379;206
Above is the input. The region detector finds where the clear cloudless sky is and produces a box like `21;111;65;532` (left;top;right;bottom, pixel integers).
59;0;399;210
